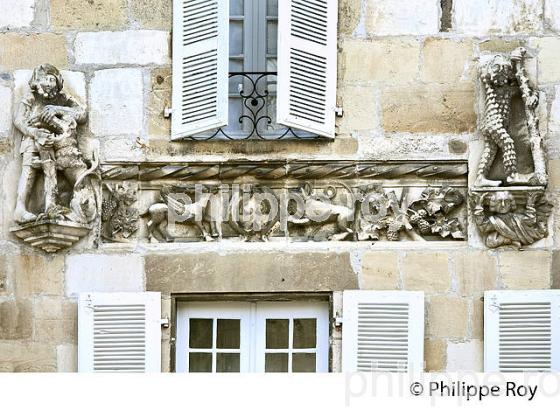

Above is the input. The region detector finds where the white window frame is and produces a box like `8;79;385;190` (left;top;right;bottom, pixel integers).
175;300;329;373
171;0;338;140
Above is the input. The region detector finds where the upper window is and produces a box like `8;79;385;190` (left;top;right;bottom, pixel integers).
171;0;338;140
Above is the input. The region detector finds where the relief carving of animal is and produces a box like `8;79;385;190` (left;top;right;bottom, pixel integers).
143;186;224;242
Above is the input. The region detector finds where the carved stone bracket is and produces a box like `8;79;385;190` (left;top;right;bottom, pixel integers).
469;48;553;249
470;187;552;249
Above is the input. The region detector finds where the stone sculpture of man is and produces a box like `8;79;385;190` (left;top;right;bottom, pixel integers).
13;64;87;223
475;48;544;187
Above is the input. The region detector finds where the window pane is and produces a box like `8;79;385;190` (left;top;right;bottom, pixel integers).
189;353;212;373
267;20;278;56
267;0;278;17
266;319;289;349
265;353;288;372
189;319;213;348
217;319;241;349
293;319;316;348
230;21;244;57
217;353;240;373
292;353;316;373
230;0;244;15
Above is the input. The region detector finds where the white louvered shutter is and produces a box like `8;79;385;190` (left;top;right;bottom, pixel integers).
78;292;162;373
171;0;229;138
277;0;338;138
342;291;424;372
484;290;560;372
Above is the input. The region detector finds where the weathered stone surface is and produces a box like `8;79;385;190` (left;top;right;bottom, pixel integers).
33;298;63;320
34;318;76;344
365;0;439;35
0;299;32;340
341;38;420;84
148;68;171;137
425;338;447;372
427;296;469;338
421;39;474;83
89;68;144;136
549;86;560;135
471;298;483;339
0;341;56;372
338;0;362;35
401;252;450;293
146;253;359;293
549;160;560;188
446;340;483;372
50;0;127;30
357;133;460;159
130;0;172;30
0;83;12;135
454;0;543;35
74;31;169;66
13;255;65;296
57;344;77;372
529;37;560;83
382;84;476;134
361;251;399;290
553;251;560;289
146;135;359;159
338;85;379;133
0;256;8;295
100;136;145;161
66;254;144;296
545;0;560;32
479;39;524;53
0;0;35;28
0;34;68;70
499;251;552;289
448;139;468;154
455;251;498;297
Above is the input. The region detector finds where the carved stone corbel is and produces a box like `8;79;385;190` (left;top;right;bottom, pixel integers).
470;48;553;249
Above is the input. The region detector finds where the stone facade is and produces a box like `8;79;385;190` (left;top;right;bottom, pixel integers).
0;0;559;373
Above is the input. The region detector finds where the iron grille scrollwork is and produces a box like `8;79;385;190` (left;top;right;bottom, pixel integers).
184;72;323;141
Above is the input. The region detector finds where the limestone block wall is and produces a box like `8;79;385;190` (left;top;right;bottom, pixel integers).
0;0;559;372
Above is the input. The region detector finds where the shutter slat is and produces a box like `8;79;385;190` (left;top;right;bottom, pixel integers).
342;291;424;373
172;0;228;138
277;0;337;138
79;292;162;373
484;291;560;372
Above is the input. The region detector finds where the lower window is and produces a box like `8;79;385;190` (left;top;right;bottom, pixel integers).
175;301;329;373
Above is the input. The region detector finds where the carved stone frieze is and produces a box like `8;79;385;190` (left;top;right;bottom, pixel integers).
470;48;553;249
10;64;100;253
101;182;139;242
103;160;467;243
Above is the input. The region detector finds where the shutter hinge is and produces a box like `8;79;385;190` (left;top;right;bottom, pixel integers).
164;107;173;118
334;313;343;327
334;106;343;117
161;316;170;328
489;294;499;313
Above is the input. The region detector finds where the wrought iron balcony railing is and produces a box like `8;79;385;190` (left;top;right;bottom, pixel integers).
185;72;320;141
